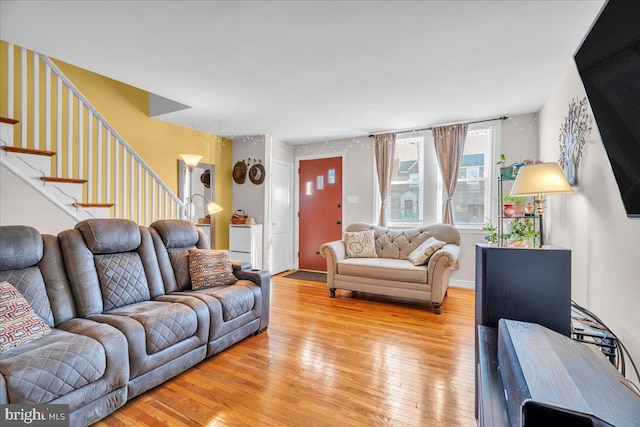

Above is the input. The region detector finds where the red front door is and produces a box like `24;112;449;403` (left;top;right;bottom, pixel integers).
299;157;342;271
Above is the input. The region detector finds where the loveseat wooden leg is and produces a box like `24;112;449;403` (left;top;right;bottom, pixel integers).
432;302;442;314
329;288;336;298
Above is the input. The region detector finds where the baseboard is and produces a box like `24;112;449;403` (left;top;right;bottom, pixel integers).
449;279;474;290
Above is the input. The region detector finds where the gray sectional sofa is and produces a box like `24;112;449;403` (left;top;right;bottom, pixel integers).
0;219;270;427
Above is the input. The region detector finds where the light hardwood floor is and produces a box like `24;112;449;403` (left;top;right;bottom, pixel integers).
96;274;476;427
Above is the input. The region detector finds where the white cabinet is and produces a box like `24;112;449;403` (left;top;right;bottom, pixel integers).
229;224;263;269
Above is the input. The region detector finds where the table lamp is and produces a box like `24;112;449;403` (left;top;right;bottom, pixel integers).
510;162;573;246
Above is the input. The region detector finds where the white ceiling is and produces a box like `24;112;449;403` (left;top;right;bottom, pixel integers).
0;1;604;144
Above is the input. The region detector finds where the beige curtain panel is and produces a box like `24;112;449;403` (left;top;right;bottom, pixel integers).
373;133;397;227
433;124;468;225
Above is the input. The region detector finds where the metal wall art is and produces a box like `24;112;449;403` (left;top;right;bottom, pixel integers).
558;96;592;185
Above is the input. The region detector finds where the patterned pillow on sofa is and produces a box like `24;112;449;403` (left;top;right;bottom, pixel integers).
189;249;237;290
0;281;52;352
344;230;378;258
408;237;446;266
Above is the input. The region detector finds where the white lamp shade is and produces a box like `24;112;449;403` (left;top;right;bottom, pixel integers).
179;154;203;168
510;162;573;196
206;202;223;215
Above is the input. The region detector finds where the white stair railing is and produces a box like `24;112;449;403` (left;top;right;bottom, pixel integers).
2;43;187;224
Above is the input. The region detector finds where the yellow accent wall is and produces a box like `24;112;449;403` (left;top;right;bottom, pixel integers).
0;41;232;248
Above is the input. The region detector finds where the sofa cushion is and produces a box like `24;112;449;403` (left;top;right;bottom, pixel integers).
193;285;255;322
0;329;106;404
76;219;141;254
0;281;51;352
106;301;198;354
151;220;199;248
338;258;428;284
189;249;237;290
408;237;446;266
0;226;43;270
344;230;378;258
96;252;151;311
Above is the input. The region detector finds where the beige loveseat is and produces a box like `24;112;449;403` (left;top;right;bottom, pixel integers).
320;222;460;314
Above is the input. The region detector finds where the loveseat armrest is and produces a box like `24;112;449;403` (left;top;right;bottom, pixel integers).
235;269;271;333
320;240;346;289
427;244;461;312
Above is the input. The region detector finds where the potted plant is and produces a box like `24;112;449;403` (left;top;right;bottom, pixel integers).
497;154;515;179
482;220;499;245
503;192;526;217
506;218;539;247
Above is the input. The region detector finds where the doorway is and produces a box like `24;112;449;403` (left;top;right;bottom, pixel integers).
270;160;294;274
298;156;343;271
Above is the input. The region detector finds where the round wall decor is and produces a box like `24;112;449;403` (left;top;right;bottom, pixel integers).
233;161;247;184
249;163;265;185
200;170;211;188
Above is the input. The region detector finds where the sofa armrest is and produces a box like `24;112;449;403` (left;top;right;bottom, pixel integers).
320;240;346;289
232;261;252;272
427;244;461;305
234;269;271;333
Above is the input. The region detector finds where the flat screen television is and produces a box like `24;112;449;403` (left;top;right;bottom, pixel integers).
574;0;640;219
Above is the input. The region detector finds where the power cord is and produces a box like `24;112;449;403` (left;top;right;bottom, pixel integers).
571;300;640;396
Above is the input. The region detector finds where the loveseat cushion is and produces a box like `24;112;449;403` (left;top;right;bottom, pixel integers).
338;258;428;284
105;301;197;354
0;329;106;404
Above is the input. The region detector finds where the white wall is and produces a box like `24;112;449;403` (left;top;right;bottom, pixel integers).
1;166;77;234
232;135;267;225
539;61;640;381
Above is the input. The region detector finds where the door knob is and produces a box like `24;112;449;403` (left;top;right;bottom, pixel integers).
336;220;342;225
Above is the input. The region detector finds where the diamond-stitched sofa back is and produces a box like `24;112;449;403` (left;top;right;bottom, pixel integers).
0;226;54;326
345;222;461;260
150;220;209;293
59;219;166;316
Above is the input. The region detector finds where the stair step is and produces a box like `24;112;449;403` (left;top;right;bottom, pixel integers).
1;145;56;157
0;117;20;125
41;177;87;184
74;202;115;208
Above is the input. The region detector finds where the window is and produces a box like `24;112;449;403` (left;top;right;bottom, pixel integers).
385;137;424;226
450;127;494;227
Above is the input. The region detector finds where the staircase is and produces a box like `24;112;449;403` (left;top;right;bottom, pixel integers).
0;43;187;225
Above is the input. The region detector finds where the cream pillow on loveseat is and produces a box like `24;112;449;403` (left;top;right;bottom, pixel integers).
408;237;446;266
344;230;378;258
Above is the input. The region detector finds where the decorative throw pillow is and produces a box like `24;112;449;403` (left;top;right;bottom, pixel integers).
0;281;52;352
189;249;237;290
344;230;378;258
408;237;447;266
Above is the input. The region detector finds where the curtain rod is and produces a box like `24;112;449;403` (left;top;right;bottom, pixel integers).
367;115;509;138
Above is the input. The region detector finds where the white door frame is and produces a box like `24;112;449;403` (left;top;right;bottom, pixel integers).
269;159;294;273
294;152;346;269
